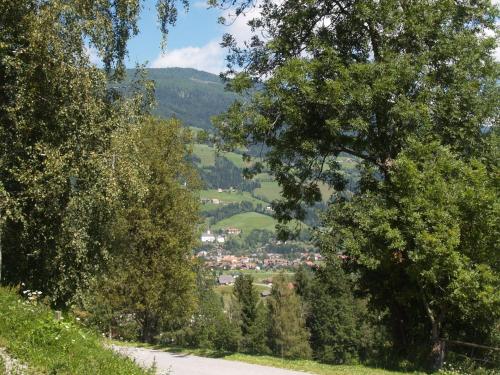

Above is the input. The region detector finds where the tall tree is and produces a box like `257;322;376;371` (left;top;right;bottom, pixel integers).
233;273;270;353
233;274;259;336
0;0;189;304
213;0;499;369
267;273;312;359
86;117;200;343
306;262;374;364
214;0;498;219
320;141;499;369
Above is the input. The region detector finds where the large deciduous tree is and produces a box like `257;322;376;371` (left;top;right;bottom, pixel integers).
215;0;498;217
0;0;188;305
213;0;499;369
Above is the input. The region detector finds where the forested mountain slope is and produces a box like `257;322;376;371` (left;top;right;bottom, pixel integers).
128;68;237;130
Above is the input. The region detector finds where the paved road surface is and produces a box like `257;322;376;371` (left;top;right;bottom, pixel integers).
113;345;309;375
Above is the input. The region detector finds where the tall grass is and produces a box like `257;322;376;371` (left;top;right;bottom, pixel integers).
0;287;150;374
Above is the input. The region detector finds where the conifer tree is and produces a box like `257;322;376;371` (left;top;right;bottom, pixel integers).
267;273;312;359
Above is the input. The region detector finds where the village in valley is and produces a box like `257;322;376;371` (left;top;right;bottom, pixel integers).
197;227;323;272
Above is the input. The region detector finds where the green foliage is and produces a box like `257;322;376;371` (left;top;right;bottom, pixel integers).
232;274;270;354
320;141;499;368
0;287;151;374
166;268;240;352
306;263;382;365
233;275;259;336
79;117;200;343
214;0;499;369
215;0;499;222
267;273;312;359
0;0;191;305
245;301;271;355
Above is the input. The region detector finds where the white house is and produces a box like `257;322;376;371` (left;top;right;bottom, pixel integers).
201;230;216;243
216;235;225;243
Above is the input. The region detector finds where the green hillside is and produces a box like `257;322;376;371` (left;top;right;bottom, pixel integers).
212;212;277;235
125;68;355;234
128;68;237;130
199;189;267;207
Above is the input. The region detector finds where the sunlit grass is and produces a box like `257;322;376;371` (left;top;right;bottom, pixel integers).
0;287;150;375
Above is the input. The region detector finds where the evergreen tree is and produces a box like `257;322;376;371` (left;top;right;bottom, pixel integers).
267;273;312;359
307;263;365;364
245;301;271;355
233;274;270;353
233;274;258;336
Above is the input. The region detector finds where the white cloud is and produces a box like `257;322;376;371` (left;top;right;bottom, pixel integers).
150;40;225;74
85;45;101;66
149;1;267;74
193;1;209;9
224;1;264;45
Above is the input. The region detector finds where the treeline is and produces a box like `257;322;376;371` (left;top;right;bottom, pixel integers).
143;266;385;365
197;156;261;192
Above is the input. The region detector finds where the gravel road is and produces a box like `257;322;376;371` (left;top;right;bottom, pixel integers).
112;345;309;375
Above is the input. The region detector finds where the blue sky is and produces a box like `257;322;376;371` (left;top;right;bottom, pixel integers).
123;0;254;73
87;0;498;73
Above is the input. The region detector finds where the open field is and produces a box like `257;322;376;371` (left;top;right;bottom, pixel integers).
192;143;256;169
193;144;216;167
254;181;282;202
214;283;271;306
212;212;277;235
222;269;295;284
200;189;268;207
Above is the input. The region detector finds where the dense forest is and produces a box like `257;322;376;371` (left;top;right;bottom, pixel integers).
0;0;498;374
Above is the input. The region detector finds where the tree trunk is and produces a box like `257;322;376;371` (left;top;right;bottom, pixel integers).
422;292;446;371
141;311;157;343
429;319;445;371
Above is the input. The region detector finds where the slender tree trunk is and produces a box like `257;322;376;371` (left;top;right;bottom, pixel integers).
141;311;157;343
422;292;446;372
430;321;445;372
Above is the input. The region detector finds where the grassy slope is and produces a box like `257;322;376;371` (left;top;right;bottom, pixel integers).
224;353;420;375
199;189;267;207
0;288;150;375
254;181;282;202
193;144;216;167
192;144;252;169
212;212;277;235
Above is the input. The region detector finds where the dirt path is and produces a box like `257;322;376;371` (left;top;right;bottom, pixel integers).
113;345;310;375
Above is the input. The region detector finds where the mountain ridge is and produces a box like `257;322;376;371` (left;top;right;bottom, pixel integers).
127;67;237;130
